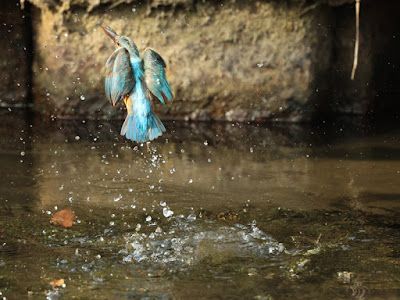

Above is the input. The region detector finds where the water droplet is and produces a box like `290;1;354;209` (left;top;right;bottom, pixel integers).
20;151;25;156
163;207;174;218
75;136;80;140
80;95;85;101
187;213;196;221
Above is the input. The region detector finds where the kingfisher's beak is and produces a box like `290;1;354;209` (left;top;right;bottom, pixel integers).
100;25;118;43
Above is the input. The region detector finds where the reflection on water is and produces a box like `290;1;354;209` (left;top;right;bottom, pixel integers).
0;109;400;299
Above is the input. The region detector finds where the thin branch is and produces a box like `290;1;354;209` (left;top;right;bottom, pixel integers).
300;3;320;17
351;0;361;80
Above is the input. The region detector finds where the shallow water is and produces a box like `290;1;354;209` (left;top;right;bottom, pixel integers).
1;109;400;299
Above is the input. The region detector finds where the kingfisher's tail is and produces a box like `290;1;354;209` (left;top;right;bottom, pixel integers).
120;112;166;143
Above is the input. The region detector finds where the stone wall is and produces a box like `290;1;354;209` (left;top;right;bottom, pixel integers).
2;0;400;121
28;0;334;121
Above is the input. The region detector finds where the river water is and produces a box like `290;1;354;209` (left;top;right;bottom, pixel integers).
1;109;399;299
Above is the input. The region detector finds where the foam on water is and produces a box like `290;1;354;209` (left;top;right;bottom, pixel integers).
122;219;285;266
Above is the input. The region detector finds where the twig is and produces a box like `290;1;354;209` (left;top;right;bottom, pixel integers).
109;0;127;10
351;0;361;80
300;3;320;17
315;233;322;244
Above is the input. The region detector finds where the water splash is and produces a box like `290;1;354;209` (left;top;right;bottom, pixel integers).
122;218;284;267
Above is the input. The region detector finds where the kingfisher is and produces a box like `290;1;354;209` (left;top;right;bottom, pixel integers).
100;25;172;142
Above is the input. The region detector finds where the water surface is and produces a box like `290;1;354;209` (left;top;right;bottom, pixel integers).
1;109;400;299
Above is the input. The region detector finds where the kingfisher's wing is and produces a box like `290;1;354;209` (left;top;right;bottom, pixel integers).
142;48;172;104
105;47;135;106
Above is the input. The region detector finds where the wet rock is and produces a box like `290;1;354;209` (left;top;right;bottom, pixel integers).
225;109;249;122
250;110;272;122
188;109;212;122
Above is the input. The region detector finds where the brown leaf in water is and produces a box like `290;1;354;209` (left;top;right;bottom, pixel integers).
51;209;76;228
50;279;65;287
217;210;239;222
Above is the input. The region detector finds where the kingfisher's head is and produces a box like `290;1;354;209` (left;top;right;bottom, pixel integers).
100;25;139;56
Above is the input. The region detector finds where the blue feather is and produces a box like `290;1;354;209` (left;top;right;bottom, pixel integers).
120;60;166;142
104;48;134;106
143;48;173;104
